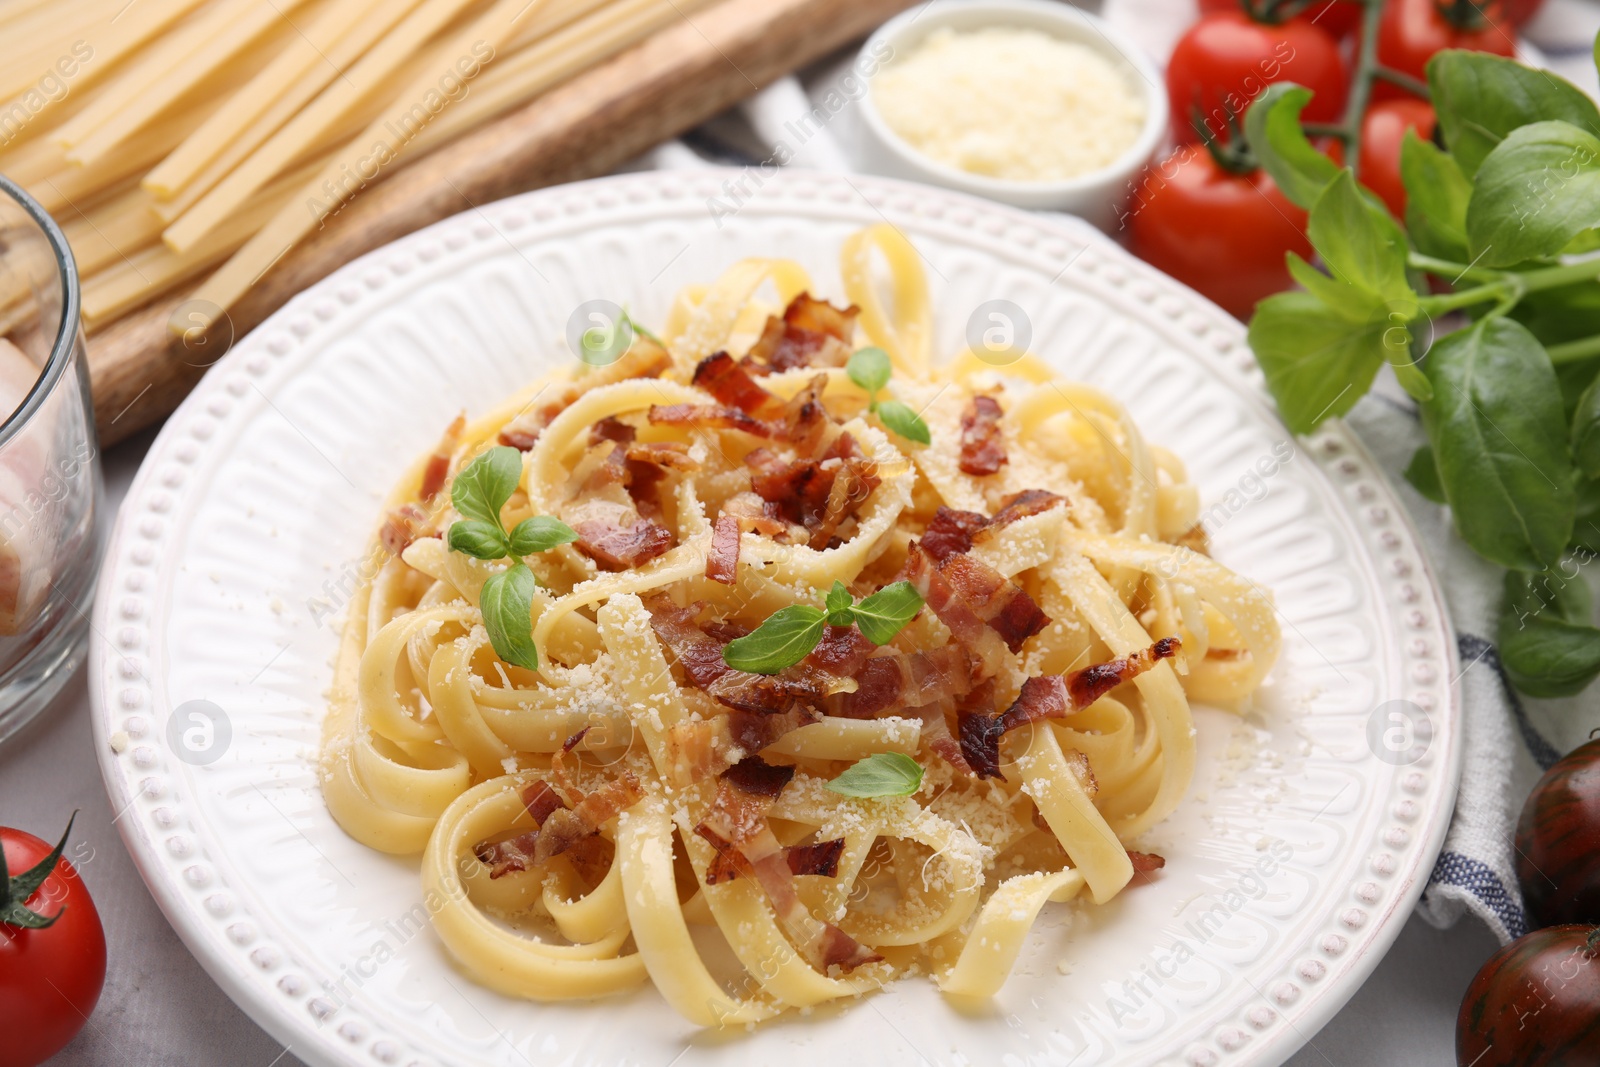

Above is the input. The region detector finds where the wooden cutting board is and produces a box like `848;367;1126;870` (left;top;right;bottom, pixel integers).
89;0;916;445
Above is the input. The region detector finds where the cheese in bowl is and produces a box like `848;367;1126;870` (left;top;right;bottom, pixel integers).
873;26;1146;184
854;0;1167;225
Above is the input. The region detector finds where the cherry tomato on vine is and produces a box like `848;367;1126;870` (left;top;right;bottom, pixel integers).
1126;144;1313;319
1360;99;1437;219
1167;13;1349;144
1375;0;1517;101
1197;0;1362;39
0;818;106;1067
1500;0;1546;26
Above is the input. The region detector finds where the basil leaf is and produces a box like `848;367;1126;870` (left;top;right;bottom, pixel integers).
851;581;924;646
1498;612;1600;698
1422;318;1576;570
479;562;539;671
508;515;578;556
1401;132;1472;262
448;520;511;560
1516;281;1600;354
722;605;827;674
1285;253;1366;321
877;400;931;444
1248;290;1387;432
1572;376;1600;479
1428;50;1600;178
1244;84;1342;210
825;752;924;798
1506;567;1592;628
1467;121;1600;267
1403;445;1448;504
1308;171;1415;308
451;446;523;528
823;580;854;626
1573;477;1600;552
847;347;892;395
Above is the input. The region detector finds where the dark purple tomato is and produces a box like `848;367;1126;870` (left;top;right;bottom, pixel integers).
1457;925;1600;1066
1516;737;1600;927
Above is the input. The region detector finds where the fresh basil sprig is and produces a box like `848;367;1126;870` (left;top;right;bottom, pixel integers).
825;752;924;798
847;347;931;445
1239;49;1600;700
444;446;577;671
721;579;924;674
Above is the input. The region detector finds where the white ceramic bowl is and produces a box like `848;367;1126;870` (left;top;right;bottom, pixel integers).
856;0;1168;230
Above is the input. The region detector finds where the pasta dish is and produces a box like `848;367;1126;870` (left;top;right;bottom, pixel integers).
319;224;1282;1024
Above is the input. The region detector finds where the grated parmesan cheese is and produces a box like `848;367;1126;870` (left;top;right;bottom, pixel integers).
873;26;1145;182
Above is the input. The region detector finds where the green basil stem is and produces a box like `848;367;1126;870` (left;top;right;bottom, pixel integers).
1408;259;1600;320
1549;335;1600;365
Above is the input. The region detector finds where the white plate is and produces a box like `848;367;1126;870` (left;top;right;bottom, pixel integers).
90;170;1460;1067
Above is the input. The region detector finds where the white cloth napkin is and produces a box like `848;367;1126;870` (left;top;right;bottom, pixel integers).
670;0;1600;946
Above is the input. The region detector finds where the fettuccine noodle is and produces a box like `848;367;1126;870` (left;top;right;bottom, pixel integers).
319;225;1281;1022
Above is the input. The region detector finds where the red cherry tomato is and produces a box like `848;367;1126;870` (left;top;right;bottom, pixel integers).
1375;0;1517;101
1167;13;1349;144
1501;0;1546;26
1126;144;1313;319
1359;99;1437;219
1456;925;1600;1066
0;822;106;1067
1197;0;1363;39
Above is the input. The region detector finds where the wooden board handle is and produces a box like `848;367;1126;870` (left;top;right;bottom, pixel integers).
89;0;914;444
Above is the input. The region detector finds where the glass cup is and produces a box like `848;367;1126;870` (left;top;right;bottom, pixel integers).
0;175;103;745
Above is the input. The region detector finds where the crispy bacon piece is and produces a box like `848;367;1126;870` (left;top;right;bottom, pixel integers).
723;755;795;797
1128;850;1166;874
534;772;644;866
695;761;881;972
644;598;823;714
781;374;831;456
748;432;880;540
921;492;1065;562
806;625;875;678
707;514;741;584
499;343;672;449
741;293;859;376
378;503;428;556
786;838;846;877
958;709;1007;780
983;489;1065;533
661;705;817;787
901;536;1050;656
693;352;783;416
960;639;1182;780
827;646;976;719
573;516;673;570
922;507;989;562
1175;523;1210;556
939;554;1050;653
590;416;635;446
916;700;975;775
900;542;1013;677
420;414;465;501
473;780;570;879
647;403;779;438
958;395;1007;476
626;442;697;471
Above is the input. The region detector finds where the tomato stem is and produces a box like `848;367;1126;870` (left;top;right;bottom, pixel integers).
1371;65;1432;99
1342;0;1388;180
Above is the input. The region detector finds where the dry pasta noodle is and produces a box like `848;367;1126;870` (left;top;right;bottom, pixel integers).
0;0;716;334
319;225;1282;1022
